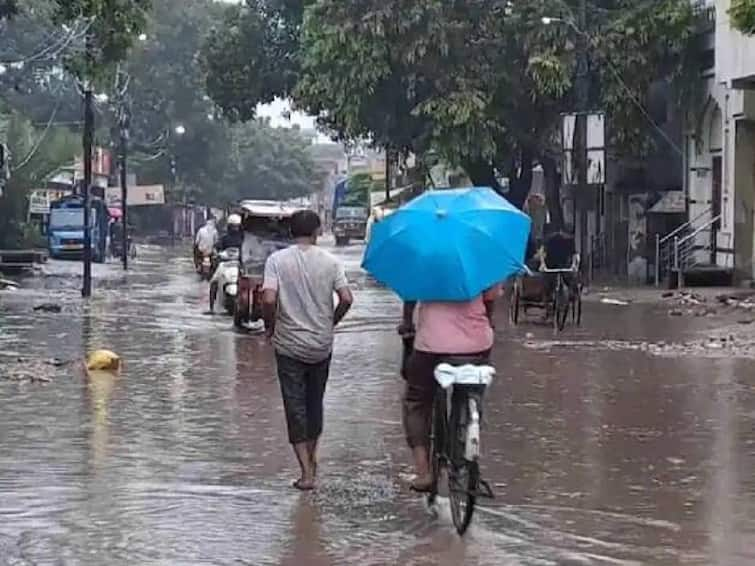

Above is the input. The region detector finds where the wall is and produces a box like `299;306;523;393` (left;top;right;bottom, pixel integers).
716;0;755;88
734;120;755;279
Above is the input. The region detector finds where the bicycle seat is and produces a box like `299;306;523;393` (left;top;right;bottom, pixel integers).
434;363;495;389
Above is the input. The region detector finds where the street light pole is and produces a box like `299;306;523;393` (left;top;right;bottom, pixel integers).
119;100;130;270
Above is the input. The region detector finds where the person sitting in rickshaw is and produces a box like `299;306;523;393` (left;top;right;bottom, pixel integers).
540;225;579;315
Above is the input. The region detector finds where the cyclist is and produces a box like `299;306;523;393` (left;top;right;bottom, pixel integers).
541;225;579;314
399;285;501;492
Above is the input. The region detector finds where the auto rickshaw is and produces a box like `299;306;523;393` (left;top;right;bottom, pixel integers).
234;200;303;330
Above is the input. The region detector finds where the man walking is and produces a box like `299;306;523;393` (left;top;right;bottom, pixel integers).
262;210;353;490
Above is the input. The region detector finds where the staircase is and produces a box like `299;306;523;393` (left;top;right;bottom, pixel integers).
655;208;728;287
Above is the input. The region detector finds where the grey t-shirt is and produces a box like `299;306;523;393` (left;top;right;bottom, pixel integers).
263;244;349;363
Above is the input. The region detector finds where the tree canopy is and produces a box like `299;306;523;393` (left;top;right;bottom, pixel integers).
0;0;319;247
730;0;755;34
202;0;698;215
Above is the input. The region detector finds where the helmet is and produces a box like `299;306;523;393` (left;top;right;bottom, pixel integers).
227;214;242;227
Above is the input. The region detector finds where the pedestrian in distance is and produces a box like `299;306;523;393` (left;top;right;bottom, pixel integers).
262;210;354;490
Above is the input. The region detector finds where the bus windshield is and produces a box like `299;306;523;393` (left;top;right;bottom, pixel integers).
49;208;97;230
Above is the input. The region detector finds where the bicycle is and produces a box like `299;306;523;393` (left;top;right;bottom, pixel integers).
427;357;496;535
542;267;581;332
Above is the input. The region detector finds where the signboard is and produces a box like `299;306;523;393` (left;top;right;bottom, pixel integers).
562;112;606;186
28;188;71;215
105;185;165;207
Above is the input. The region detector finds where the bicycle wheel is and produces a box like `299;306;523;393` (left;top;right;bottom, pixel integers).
448;394;477;535
554;282;570;332
427;391;447;506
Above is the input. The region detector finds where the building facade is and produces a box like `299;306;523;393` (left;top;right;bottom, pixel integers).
686;0;755;281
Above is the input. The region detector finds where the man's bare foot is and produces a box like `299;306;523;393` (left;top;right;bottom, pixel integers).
293;477;316;491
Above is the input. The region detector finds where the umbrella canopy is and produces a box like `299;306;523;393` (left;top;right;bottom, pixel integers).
108;207;122;219
362;187;531;302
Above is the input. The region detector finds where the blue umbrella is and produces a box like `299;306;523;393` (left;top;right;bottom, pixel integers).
362;187;531;302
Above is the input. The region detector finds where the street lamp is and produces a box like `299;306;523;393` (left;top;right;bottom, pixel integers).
138;33;148;42
174;124;186;136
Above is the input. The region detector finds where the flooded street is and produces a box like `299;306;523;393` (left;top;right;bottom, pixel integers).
1;244;754;565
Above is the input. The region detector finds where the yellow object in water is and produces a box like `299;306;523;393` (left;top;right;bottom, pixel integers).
86;350;121;371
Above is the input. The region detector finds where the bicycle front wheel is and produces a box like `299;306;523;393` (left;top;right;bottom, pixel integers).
427;391;447;506
448;395;477;535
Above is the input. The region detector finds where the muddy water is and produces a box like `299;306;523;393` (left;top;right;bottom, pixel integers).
0;245;753;565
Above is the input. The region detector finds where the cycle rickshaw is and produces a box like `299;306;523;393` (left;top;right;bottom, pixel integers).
509;257;583;331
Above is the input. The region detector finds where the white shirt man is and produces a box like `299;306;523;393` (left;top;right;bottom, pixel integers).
195;221;218;255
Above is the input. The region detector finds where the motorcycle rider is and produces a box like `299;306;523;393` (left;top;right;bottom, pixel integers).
217;213;243;251
209;214;243;313
194;217;218;270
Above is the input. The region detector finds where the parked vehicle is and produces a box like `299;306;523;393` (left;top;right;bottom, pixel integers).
211;247;240;315
48;195;109;263
234;200;302;330
332;175;371;246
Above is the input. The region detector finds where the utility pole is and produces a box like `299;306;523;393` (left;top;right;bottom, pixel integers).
81;30;94;297
574;0;590;260
170;155;177;245
119;99;130;270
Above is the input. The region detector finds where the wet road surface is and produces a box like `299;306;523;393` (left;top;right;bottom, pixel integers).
1;244;754;565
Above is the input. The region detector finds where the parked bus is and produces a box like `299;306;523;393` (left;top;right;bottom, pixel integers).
48;194;109;263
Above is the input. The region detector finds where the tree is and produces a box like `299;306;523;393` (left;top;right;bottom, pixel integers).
0;0;18;20
52;0;152;81
201;0;306;122
202;0;697;220
730;0;755;34
0;110;79;248
121;0;318;206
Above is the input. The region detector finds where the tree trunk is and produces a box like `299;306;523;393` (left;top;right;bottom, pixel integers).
507;149;533;209
541;155;564;230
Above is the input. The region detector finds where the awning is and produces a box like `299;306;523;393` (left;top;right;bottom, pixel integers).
649;191;685;214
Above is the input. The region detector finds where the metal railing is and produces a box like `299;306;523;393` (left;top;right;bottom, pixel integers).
664;213;722;287
655;207;713;286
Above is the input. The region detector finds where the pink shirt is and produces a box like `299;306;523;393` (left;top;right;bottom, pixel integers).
414;287;501;354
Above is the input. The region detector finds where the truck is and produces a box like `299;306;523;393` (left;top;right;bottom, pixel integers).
48;194;109;263
332;173;372;246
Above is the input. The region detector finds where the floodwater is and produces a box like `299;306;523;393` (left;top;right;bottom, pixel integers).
0;244;753;565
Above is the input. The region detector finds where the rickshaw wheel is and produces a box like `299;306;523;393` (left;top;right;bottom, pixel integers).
509;282;521;325
573;286;583;326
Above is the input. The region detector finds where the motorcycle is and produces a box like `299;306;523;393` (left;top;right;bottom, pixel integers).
211;247;240;315
196;250;214;281
110;237;137;260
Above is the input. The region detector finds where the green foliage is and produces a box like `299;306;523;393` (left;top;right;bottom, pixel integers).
124;0;318;206
730;0;755;34
0;112;79;248
201;1;306;121
0;0;18;19
52;0;152;82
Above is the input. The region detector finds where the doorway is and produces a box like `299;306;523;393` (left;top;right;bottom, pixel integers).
711;155;722;264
